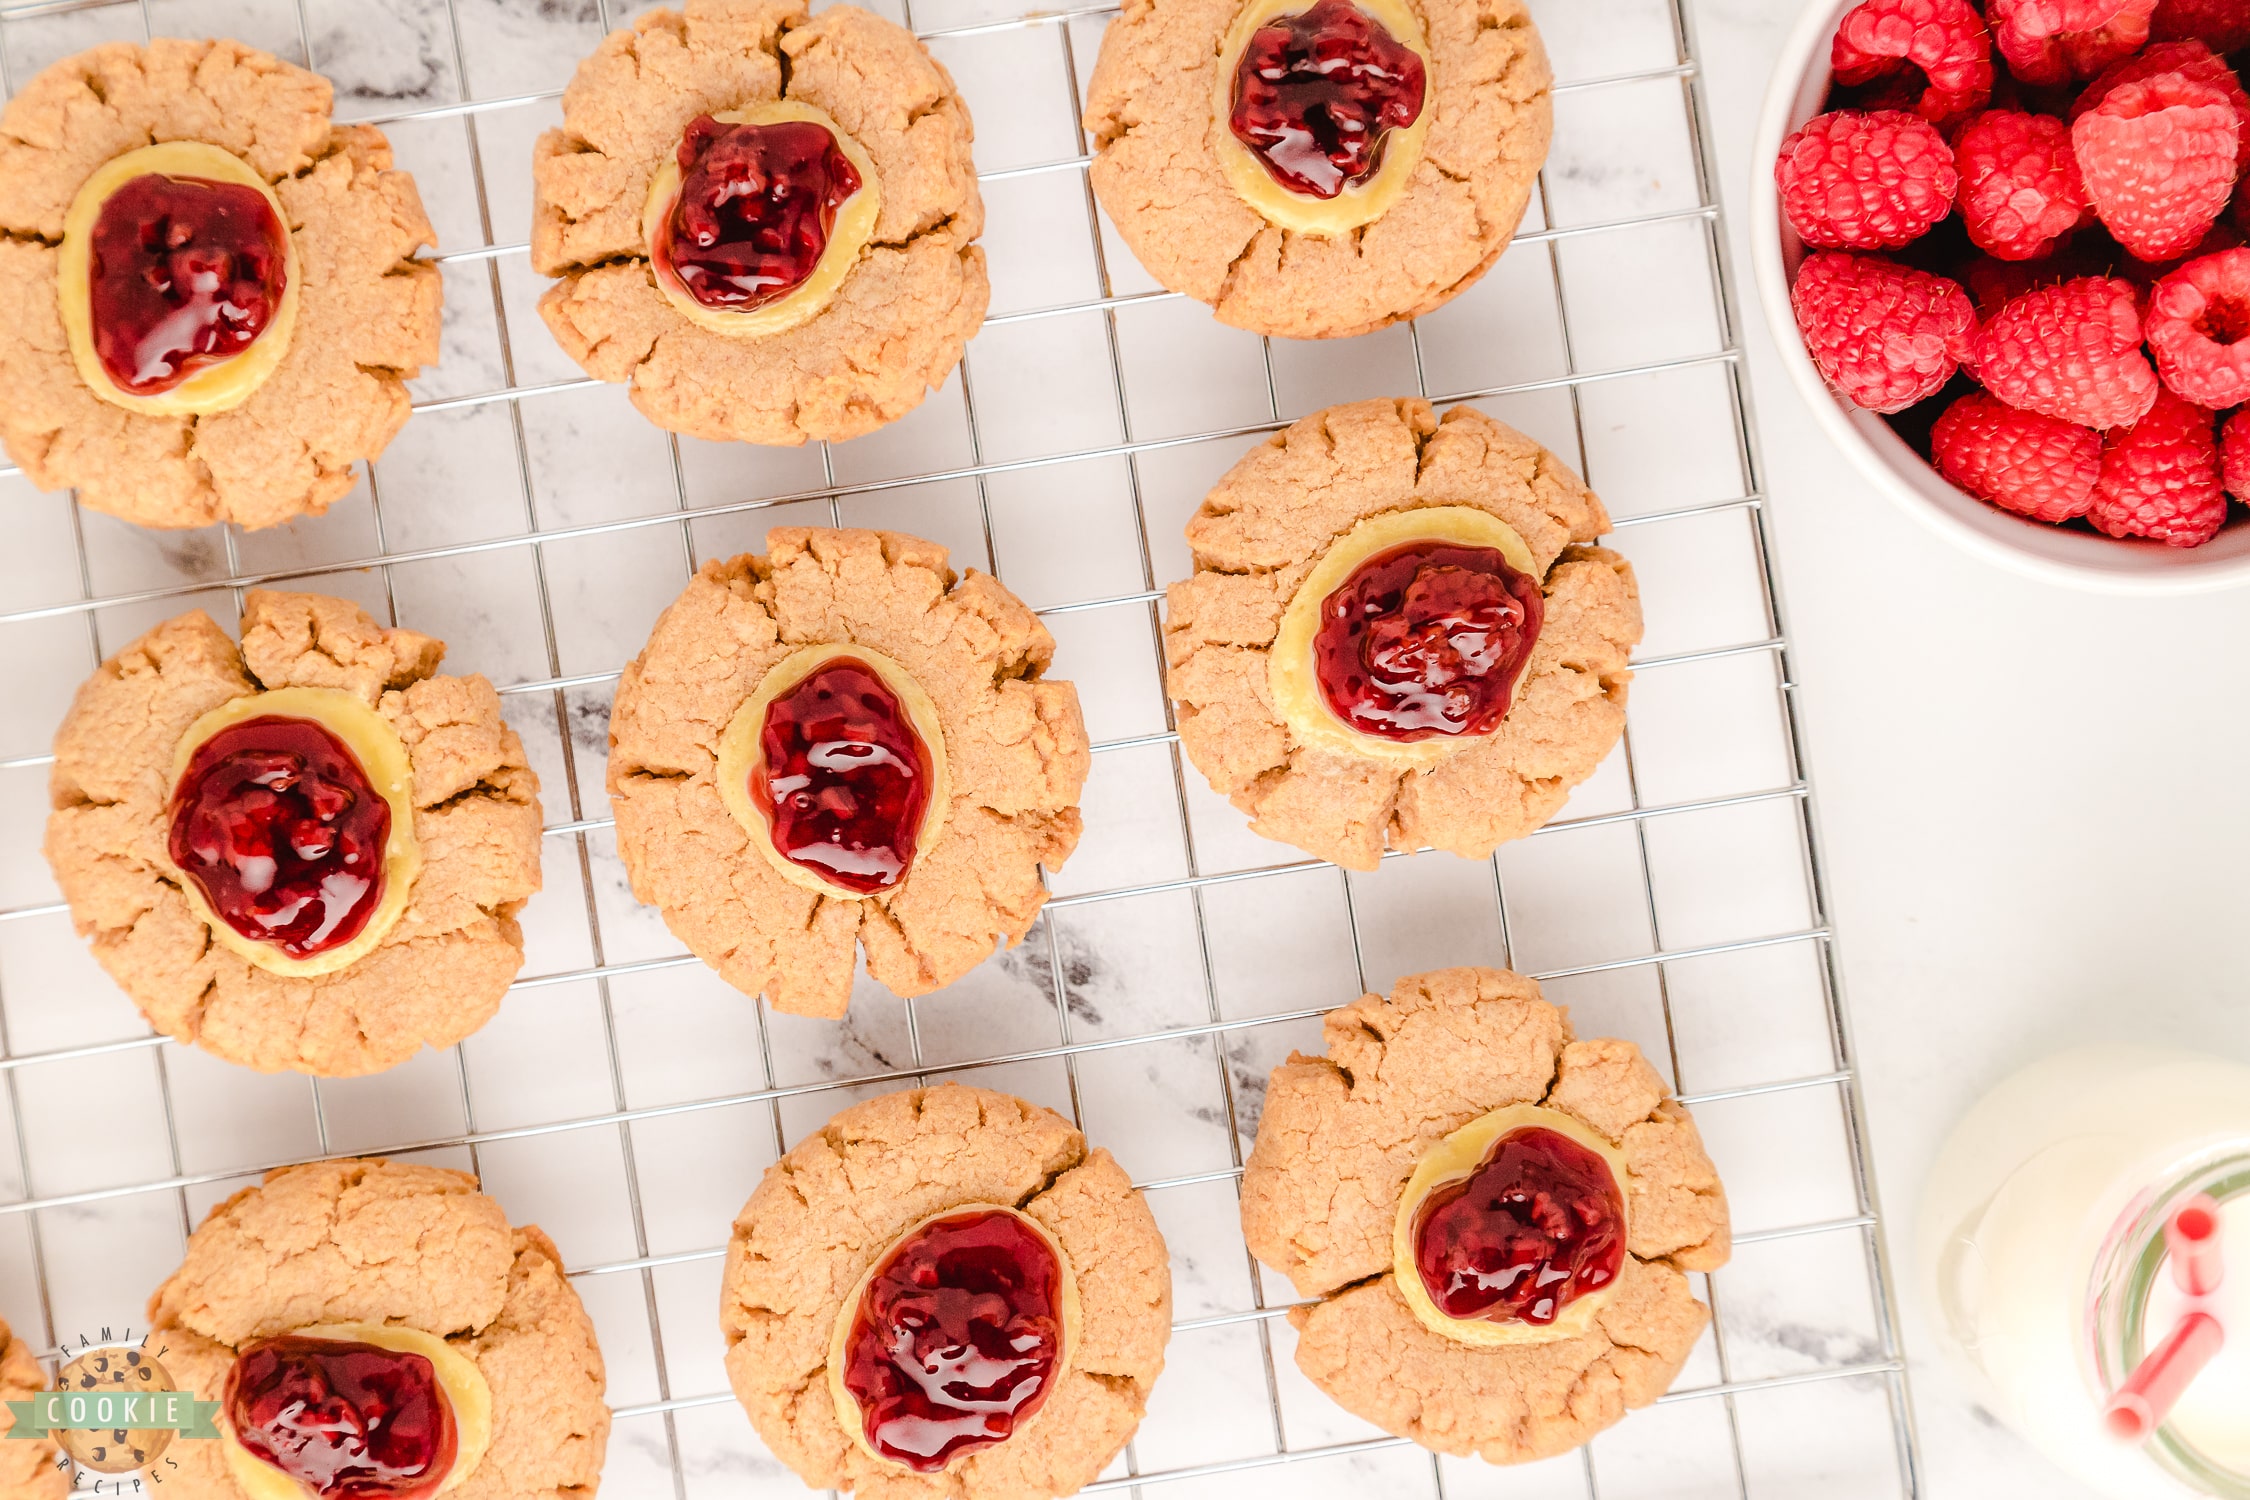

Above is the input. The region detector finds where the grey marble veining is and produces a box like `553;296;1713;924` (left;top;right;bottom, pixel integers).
0;0;1915;1492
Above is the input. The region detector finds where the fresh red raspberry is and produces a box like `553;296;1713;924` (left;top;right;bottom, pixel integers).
2088;389;2228;545
1969;275;2159;428
2222;408;2250;500
1952;111;2086;260
1931;391;2103;520
1989;0;2157;86
2151;0;2250;53
2072;74;2241;261
2072;40;2250;167
2145;249;2250;407
1776;111;1959;250
1830;0;1995;125
1791;252;1977;412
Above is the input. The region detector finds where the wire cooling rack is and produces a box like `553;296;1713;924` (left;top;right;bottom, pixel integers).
0;0;1923;1493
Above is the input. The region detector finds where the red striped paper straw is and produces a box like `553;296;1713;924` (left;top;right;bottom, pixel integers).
2105;1312;2225;1442
2168;1194;2225;1299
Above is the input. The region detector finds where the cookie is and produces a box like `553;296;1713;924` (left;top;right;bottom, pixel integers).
0;1316;66;1500
722;1083;1170;1498
533;0;987;445
43;591;543;1077
1239;966;1730;1462
1162;397;1640;870
609;528;1088;1017
146;1158;608;1500
0;39;441;530
1084;0;1550;339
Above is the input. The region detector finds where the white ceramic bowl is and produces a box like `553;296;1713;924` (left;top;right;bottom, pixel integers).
1749;0;2250;594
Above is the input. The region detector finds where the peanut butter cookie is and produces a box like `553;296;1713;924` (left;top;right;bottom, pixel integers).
44;591;543;1077
1163;397;1640;870
1085;0;1550;338
533;0;987;445
0;1316;66;1500
1240;965;1730;1463
609;528;1088;1018
0;39;441;529
147;1157;608;1500
722;1084;1170;1499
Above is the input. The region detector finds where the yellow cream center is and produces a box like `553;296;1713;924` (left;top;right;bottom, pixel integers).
641;101;882;340
1391;1103;1631;1346
220;1323;493;1500
1268;504;1540;768
162;686;420;978
715;643;951;901
824;1204;1083;1471
58;141;301;417
1211;0;1434;236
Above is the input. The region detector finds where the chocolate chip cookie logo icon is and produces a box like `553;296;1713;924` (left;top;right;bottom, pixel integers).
7;1333;219;1487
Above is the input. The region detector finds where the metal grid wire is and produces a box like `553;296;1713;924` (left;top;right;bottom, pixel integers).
0;0;1924;1493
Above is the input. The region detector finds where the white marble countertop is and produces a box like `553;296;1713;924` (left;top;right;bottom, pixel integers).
1698;1;2250;1495
2;0;2233;1493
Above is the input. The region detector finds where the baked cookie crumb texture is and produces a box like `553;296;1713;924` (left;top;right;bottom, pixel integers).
0;38;441;530
609;527;1089;1018
1164;396;1641;870
532;0;988;445
0;1315;67;1500
44;590;543;1078
147;1157;607;1500
1240;965;1731;1463
1084;0;1551;338
722;1083;1171;1500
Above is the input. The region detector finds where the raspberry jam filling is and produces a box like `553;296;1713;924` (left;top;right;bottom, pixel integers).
752;657;933;894
1228;0;1428;198
87;172;288;395
1312;539;1544;740
841;1210;1066;1472
652;114;863;311
167;715;392;960
1411;1125;1628;1326
226;1336;457;1500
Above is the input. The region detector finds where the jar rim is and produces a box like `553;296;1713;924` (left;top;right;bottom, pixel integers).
2088;1145;2250;1495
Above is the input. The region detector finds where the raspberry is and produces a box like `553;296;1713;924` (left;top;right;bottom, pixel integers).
1791;252;1977;412
1952;111;2086;260
2151;0;2250;53
1776;111;1959;250
2146;249;2250;407
1830;0;1995;125
2088;389;2228;545
1931;391;2103;520
1989;0;2157;86
2072;40;2250;167
1969;275;2159;429
2223;408;2250;500
2072;75;2241;261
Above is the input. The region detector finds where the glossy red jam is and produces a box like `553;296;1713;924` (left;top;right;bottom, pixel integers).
167;715;391;959
225;1337;456;1500
1228;0;1428;198
841;1210;1066;1472
1313;539;1544;740
651;115;862;311
86;172;288;396
752;657;932;895
1412;1126;1627;1326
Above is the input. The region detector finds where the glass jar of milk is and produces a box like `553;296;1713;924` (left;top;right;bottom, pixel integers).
1919;1046;2250;1499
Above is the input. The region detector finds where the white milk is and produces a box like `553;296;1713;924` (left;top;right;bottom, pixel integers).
1919;1046;2250;1499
